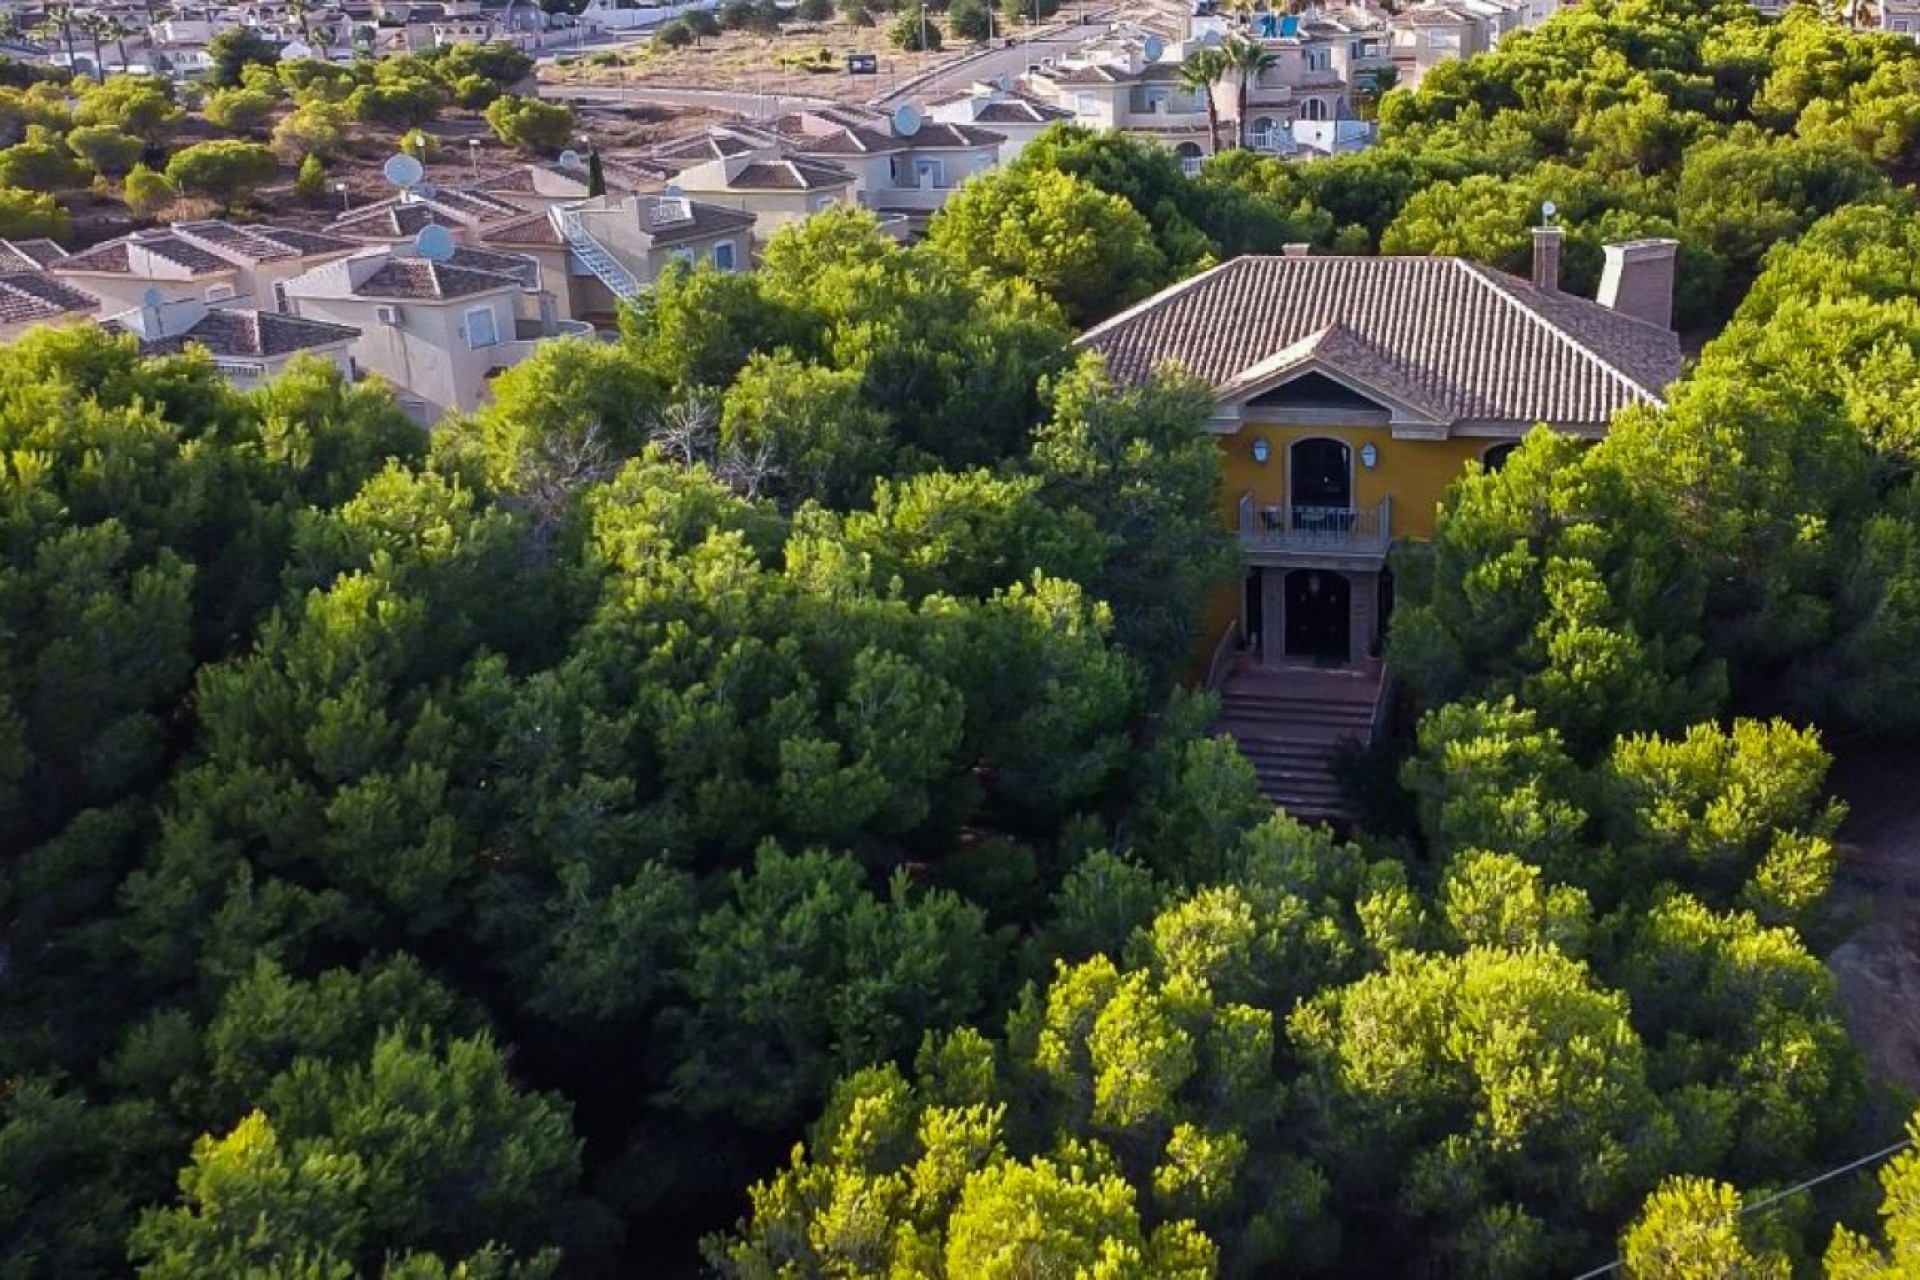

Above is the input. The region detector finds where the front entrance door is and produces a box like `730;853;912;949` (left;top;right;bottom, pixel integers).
1284;568;1351;662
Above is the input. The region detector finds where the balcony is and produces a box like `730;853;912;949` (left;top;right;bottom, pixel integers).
1237;493;1392;563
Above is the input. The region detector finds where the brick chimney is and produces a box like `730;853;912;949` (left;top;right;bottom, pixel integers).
1531;224;1563;293
1597;238;1680;330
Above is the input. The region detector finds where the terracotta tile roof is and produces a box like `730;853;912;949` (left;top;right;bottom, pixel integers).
647;128;777;166
1076;254;1681;429
630;194;756;243
331;189;527;239
355;258;522;300
170;220;361;263
480;210;565;247
966;98;1074;124
446;245;540;288
786;120;1005;155
723;158;853;190
0;273;97;325
55;232;233;277
333;202;441;239
110;308;362;358
0;238;69;271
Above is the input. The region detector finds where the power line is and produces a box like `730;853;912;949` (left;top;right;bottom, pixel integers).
1568;1138;1914;1280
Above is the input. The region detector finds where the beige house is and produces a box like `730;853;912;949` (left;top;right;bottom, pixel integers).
1025;44;1213;169
777;111;1006;227
48;223;363;315
926;86;1076;162
281;245;591;423
666;151;859;239
102;295;361;390
0;273;101;343
482;193;757;322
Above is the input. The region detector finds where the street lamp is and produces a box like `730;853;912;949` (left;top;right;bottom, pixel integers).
335;180;349;213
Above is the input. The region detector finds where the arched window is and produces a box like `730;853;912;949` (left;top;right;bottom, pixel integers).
1302;98;1327;121
1482;441;1521;473
1290;437;1351;510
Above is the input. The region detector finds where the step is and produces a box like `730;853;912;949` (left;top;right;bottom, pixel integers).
1219;692;1377;718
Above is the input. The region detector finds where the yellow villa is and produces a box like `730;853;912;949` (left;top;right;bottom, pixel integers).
1076;232;1683;813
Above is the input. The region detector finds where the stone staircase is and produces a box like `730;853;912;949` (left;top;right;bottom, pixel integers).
1214;665;1383;822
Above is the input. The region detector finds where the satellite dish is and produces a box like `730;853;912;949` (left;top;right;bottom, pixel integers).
413;224;456;262
141;285;164;309
664;182;683;195
382;153;425;189
413;181;437;200
1540;199;1558;222
1143;33;1165;61
1200;28;1223;46
558;148;582;170
891;102;922;137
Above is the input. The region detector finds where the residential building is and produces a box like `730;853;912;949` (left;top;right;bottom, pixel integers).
281;243;590;422
331;187;531;245
775;109;1006;227
1075;234;1681;811
1026;39;1214;170
102;294;361;389
47;222;363;315
0;273;100;343
926;84;1076;161
483;192;756;321
665;148;860;239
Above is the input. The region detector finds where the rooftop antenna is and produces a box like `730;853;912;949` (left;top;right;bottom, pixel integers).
382;152;425;202
413;223;456;262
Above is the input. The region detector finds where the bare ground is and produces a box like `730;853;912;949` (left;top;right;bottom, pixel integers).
1826;743;1920;1094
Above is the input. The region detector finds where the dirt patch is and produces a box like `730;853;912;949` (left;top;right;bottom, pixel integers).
1826;743;1920;1094
542;19;1019;105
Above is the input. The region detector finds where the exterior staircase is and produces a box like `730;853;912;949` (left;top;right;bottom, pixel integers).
555;207;640;300
1214;663;1384;822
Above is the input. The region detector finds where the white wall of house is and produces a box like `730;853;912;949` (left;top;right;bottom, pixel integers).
287;287;520;421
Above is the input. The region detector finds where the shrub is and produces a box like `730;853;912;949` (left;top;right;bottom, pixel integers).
950;0;991;40
164;139;278;211
653;19;696;49
483;95;574;155
203;86;278;136
0;185;70;239
888;10;941;48
122;163;176;219
65;123;143;177
295;152;328;202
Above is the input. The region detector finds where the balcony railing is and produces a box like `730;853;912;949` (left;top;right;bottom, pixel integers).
1237;493;1393;556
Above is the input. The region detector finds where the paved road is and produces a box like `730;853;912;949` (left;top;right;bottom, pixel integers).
869;8;1121;106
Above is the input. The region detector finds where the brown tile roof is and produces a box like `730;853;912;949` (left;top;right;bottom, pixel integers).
355;258;522;300
966;98;1074;124
631;194;756;244
331;190;527;239
480;210;565;247
446;245;539;289
55;232;233;277
0;238;69;271
1076;254;1681;429
0;273;97;325
170;220;361;263
111;308;362;358
786;120;1005;155
723;158;853;190
333;203;441;239
647;128;777;167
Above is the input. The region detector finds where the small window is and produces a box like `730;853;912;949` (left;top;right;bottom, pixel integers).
272;281;290;314
810;194;837;212
669;248;697;267
913;158;944;189
464;305;499;349
712;240;737;271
